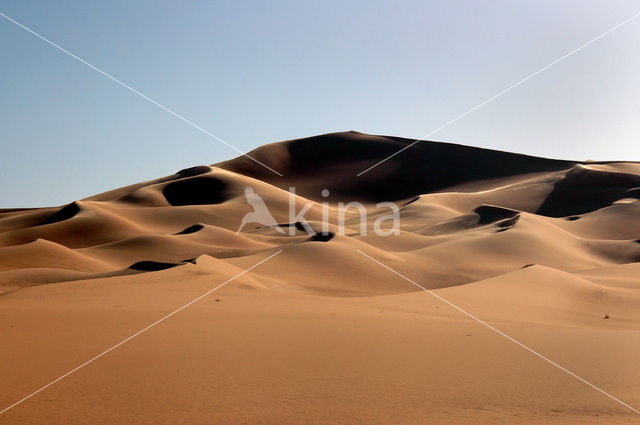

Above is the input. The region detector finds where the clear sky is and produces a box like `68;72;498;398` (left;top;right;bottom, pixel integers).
1;0;639;207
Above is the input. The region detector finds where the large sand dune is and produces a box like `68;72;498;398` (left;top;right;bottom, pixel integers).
1;132;639;424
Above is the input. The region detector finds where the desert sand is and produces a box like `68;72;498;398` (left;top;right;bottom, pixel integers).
1;131;639;424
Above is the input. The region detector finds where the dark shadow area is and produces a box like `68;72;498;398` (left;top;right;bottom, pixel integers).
537;167;640;217
309;232;335;242
41;202;80;225
287;133;577;201
474;205;520;225
162;177;229;206
174;224;204;235
496;215;520;228
279;222;313;233
221;132;577;202
176;165;212;178
129;261;181;271
403;196;420;206
624;187;640;197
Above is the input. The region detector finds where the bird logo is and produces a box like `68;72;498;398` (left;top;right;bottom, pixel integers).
236;186;285;234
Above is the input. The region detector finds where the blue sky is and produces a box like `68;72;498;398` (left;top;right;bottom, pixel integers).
1;0;639;207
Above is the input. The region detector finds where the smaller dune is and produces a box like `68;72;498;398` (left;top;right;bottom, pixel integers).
1;202;148;249
438;264;640;327
0;239;111;272
0;267;89;293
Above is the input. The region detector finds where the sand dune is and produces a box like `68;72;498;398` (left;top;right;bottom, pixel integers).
1;131;639;424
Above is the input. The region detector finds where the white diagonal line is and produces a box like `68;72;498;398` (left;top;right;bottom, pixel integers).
356;249;640;415
0;11;283;177
0;249;283;415
357;10;640;176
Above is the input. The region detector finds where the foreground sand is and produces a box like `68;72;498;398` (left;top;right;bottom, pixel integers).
1;132;639;423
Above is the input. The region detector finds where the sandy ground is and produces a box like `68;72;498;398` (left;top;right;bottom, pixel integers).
1;132;639;423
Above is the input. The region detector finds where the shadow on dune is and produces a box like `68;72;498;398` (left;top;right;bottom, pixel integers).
474;205;520;225
129;261;181;271
176;165;212;178
310;232;335;242
41;202;80;225
537;166;640;217
174;224;204;235
219;131;576;202
162;177;229;206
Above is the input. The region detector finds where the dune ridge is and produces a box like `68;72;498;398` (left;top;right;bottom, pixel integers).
1;131;639;295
